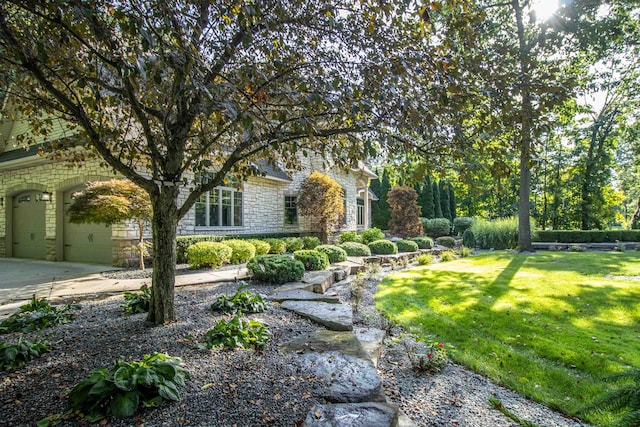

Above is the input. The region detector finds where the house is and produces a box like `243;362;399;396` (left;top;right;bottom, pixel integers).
0;96;377;266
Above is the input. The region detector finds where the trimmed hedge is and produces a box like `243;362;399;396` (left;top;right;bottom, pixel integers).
361;228;385;244
247;255;304;284
283;237;305;252
421;218;451;238
315;245;348;263
187;242;232;269
453;217;473;235
368;239;398;255
293;250;330;271
302;236;321;249
436;236;456;248
338;231;362;244
263;238;287;254
222;239;256;264
409;236;434;249
339;242;372;257
177;235;225;263
396;239;419;253
246;239;271;256
534;230;640;243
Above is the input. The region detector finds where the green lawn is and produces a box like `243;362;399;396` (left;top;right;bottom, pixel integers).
375;251;640;426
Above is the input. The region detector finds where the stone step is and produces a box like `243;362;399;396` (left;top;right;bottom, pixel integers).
281;301;352;331
280;330;371;361
303;402;398;427
272;281;315;293
354;327;385;368
302;270;336;293
267;289;340;304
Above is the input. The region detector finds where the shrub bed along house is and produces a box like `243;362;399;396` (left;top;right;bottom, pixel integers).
263;238;287;254
396;239;419;253
187;242;232;269
339;241;371;256
246;239;271;256
293;250;330;271
368;239;398;255
283;237;305;252
247;255;304;284
222;239;256;264
338;231;361;244
409;236;434;249
315;245;348;263
302;236;321;249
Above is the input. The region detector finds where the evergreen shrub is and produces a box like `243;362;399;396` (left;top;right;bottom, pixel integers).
302;236;321;249
187;241;232;269
397;239;419;253
315;245;348;263
421;218;451;238
293;250;330;271
339;231;362;244
436;236;456;248
462;229;476;248
534;230;640;243
283;237;304;252
360;227;385;244
247;255;304;284
339;242;372;257
368;239;398;255
409;236;434;249
222;239;256;264
453;217;474;235
177;235;226;263
263;238;287;254
245;239;271;256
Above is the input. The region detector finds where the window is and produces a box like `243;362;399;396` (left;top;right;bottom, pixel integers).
357;198;365;226
284;196;298;225
195;175;243;227
342;187;347;225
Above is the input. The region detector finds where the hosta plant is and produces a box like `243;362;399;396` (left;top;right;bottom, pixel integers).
210;284;267;315
0;338;50;370
122;285;151;314
201;316;270;350
0;295;78;333
66;352;189;422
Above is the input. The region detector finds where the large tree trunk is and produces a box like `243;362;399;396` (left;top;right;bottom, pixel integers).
147;186;180;324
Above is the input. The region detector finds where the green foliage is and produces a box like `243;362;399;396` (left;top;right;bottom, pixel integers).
0;338;50;370
293;250;330;271
201;316;270;350
534;230;640;244
338;231;362;244
315;245;348;263
360;227;385;244
245;239;270;256
449;186;456;221
439;181;451;221
453;217;473;235
489;397;541;427
439;250;458;262
0;295;77;333
210;284;266;315
371;170;391;230
470;217;519;250
462;229;476;248
283;237;305;252
416;254;434;265
339;242;372;257
297;172;344;243
247;255;305;284
458;246;473;258
403;337;448;374
421;218;451;238
418;175;435;219
396;239;419;253
263;238;287;254
632;199;640;230
67;353;189;421
409;236;434;249
387;186;423;238
432;180;443;218
302;236;321;249
186;241;232;269
580;367;640;427
222;239;256;264
435;236;456;248
368;239;398;255
176;235;226;263
122;285;151;314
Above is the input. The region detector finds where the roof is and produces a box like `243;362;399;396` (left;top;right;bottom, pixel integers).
0;143;46;163
252;159;292;182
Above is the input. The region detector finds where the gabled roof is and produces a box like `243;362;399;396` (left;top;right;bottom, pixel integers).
0;142;46;163
252;159;292;182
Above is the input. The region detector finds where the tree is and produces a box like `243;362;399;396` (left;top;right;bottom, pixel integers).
0;1;472;324
439;180;451;221
419;175;435;218
297;171;344;243
432;180;443;218
632;198;640;229
387;186;423;238
371;169;392;229
449;185;457;220
67;180;151;270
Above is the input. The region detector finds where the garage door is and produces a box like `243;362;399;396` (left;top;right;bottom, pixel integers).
63;188;113;264
12;191;46;259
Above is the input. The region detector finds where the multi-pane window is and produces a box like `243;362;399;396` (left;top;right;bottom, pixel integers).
357;198;365;226
284;196;298;225
195;173;243;227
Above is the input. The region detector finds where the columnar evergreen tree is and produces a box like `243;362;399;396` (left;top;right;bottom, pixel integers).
433;180;443;218
449;186;457;220
371;170;392;229
440;180;452;221
297;172;344;243
420;175;435;218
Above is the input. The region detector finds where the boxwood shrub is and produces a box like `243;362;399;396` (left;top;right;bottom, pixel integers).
247;255;304;284
396;239;419;253
453;217;474;235
435;236;456;248
361;227;385;244
187;242;232;269
302;236;321;249
245;239;271;256
315;245;347;263
338;231;362;244
409;236;434;249
293;250;330;271
421;218;451;238
339;241;372;257
222;239;256;264
263;238;287;254
283;237;305;252
177;235;226;263
368;239;398;255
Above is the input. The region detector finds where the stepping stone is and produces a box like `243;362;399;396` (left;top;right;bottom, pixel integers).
296;351;386;403
303;402;398;427
280;330;370;361
268;289;340;304
281;301;352;331
334;260;365;275
272;281;314;293
353;327;386;368
302;270;336;293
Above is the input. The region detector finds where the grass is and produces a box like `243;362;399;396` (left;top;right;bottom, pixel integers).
375;251;640;426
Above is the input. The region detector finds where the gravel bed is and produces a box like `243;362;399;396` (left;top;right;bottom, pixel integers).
1;264;594;426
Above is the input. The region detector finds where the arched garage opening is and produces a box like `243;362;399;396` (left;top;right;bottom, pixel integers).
12;190;46;259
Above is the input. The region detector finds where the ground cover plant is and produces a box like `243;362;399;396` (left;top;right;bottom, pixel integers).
247;254;304;284
122;285;152;314
210;284;267;315
201;316;270;350
0;338;50;370
0;295;77;333
375;251;640;426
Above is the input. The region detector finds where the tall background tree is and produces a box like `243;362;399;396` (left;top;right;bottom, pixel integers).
0;0;476;323
419;175;435;218
432;179;443;218
370;169;392;229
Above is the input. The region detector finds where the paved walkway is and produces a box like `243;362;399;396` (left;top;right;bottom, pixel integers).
0;258;248;317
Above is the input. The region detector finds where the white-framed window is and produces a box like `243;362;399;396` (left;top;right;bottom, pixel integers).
284;195;298;225
342;187;347;225
357;198;365;226
195;173;243;227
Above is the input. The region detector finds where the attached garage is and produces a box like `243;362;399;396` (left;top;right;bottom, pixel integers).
12;190;46;259
63;187;113;264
